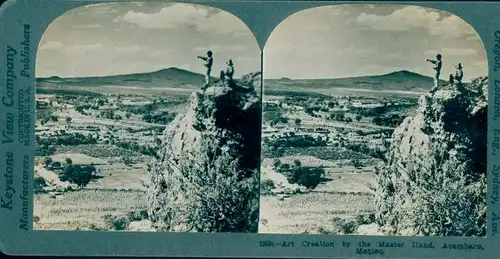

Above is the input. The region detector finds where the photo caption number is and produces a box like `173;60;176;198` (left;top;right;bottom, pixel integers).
259;241;295;248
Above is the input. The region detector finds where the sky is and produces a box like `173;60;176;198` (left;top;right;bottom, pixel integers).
36;2;260;78
36;3;487;83
264;4;488;82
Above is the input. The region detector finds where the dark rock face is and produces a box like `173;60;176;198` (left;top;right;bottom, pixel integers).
147;72;261;233
375;77;488;237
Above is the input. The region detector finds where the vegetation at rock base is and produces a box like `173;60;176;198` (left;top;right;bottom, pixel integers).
148;137;259;232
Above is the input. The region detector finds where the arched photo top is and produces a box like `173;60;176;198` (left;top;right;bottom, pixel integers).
33;1;263;233
259;3;488;238
36;2;260;81
263;4;487;84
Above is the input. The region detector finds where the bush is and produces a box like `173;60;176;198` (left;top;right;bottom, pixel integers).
356;214;376;225
43;157;53;167
288;167;325;189
103;214;129;231
352;159;363;168
293;159;302;167
59;164;96;187
331;217;358;234
34;177;47;193
65;157;73;165
273;159;281;168
148;137;259;233
260;179;275;195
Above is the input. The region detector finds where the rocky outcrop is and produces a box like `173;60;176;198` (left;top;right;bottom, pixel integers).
375;77;488;237
147;73;262;233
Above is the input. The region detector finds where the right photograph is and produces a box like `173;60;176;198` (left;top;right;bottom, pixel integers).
259;4;488;236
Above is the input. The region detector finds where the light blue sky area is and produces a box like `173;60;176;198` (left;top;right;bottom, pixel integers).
36;3;487;82
265;4;487;81
36;2;261;78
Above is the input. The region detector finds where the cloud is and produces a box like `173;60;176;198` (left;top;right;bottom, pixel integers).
321;6;351;16
425;48;478;56
355;6;476;39
470;60;488;68
40;43;157;56
115;3;247;34
72;24;101;29
67;44;104;52
78;3;120;15
335;45;376;56
39;41;64;50
388;52;404;58
192;44;246;52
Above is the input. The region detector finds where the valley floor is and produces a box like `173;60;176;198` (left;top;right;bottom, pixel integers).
259;159;378;235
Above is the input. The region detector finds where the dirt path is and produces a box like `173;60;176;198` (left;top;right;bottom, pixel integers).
261;166;302;192
36;165;74;189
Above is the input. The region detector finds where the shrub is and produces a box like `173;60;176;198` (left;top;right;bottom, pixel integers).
273;159;281;168
293;159;302;167
260;179;275;195
34;177;47;193
126;210;149;221
288;167;324;189
356;214;376;225
341;220;357;234
103;214;129;231
43;157;53;167
59;164;97;187
331;217;358;234
148;137;259;233
65;157;73;165
352;159;363;168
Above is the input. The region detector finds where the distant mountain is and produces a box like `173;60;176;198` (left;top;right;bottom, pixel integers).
36;67;210;89
36;68;449;93
265;70;448;92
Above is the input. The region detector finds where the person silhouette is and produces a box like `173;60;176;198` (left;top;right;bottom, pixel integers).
225;59;234;81
427;54;442;93
197;50;213;89
453;63;463;85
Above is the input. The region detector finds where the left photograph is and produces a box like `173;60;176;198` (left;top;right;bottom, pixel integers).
34;2;262;232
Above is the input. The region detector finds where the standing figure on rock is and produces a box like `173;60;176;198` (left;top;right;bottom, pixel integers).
427;54;442;93
197;50;213;89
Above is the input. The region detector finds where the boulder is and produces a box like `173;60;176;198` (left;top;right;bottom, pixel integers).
375;77;488;237
147;72;262;233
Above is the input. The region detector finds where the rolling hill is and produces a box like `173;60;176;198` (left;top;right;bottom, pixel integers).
264;70;448;92
37;68;448;93
36;67;209;89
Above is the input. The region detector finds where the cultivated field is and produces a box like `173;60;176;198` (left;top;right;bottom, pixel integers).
259;83;421;235
34;83;189;231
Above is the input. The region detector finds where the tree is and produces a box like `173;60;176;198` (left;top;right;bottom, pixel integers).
355;115;362;122
59;164;96;188
295;118;302;126
273;159;282;168
65;117;72;124
125;113;131;119
34;177;47;193
288;167;324;189
43;157;53;168
65;157;73;165
293;160;302;167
